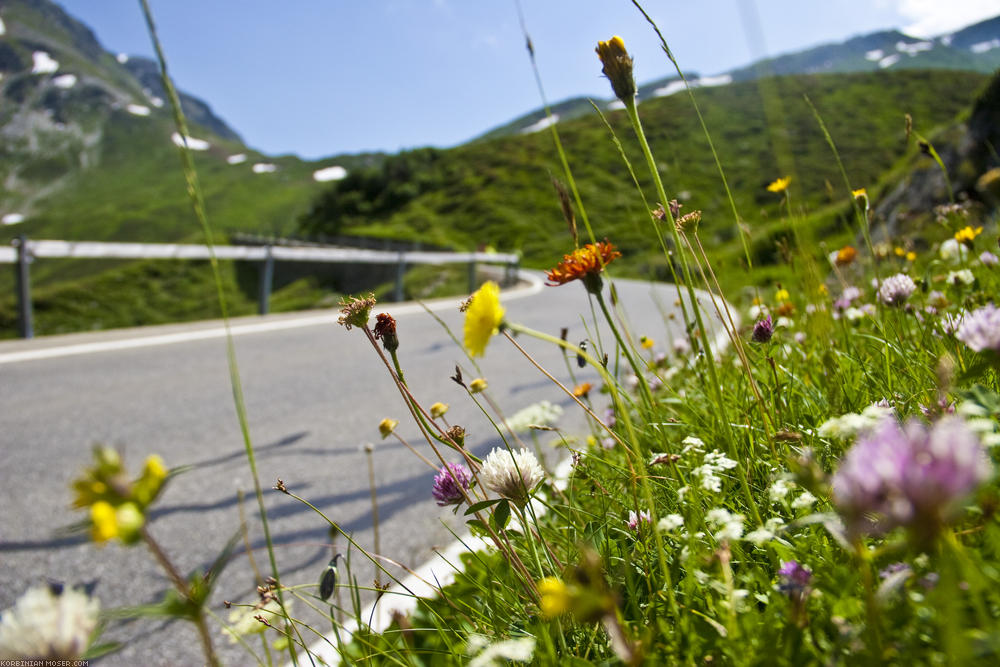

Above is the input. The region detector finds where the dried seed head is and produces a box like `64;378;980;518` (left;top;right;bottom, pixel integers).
337;294;376;330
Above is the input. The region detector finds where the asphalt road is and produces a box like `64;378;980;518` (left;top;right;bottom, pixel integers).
0;271;712;665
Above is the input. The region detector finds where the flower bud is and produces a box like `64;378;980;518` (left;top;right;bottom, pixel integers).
469;378;488;393
378;418;398;439
595;36;636;101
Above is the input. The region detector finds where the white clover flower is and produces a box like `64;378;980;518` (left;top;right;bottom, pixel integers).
776;316;793;328
480;447;545;505
877;273;917;306
844;307;866;321
769;478;796;503
0;585;99;659
791;491;817;510
657;513;685;532
505;401;563;433
946;269;975;286
940;238;968;265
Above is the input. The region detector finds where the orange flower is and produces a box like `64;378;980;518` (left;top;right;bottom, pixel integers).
572;382;593;398
835;245;857;266
546;241;621;292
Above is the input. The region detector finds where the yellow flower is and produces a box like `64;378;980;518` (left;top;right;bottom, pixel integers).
463;281;505;357
906;251;917;262
572;382;593;398
595;36;635;101
132;454;168;507
852;188;867;199
378;418;398;439
835;245;857;266
91;501;118;543
545;241;621;291
537;577;571;618
775;288;790;302
640;336;654;349
894;246;906;257
767;176;791;193
430;402;449;419
954;225;983;244
469;378;488;394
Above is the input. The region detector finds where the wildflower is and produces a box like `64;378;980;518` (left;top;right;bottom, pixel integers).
894;246;906;257
463;281;505;357
337;293;376;330
946;269;975;286
467;636;536;667
545;240;621;293
640;336;655;349
831;416;992;539
431;462;472;507
572;382;593;398
693;450;738;493
537;577;571;618
706;508;745;542
469;378;488;393
751;314;774;343
775;288;790;302
673;337;692;356
791;491;817;510
778;561;812;598
378;418;398;439
445;425;467;447
954;225;983;245
833;286;861;311
372;313;399;352
769;478;796;503
980;251;998;266
505;400;562;433
657;514;684;532
223;598;286;644
430;402;449;419
794;331;806;344
818;404;894;440
767;176;791;193
627;510;652;531
834;245;857;266
956;304;1000;352
746;519;785;546
939;238;969;265
0;584;100;659
479;447;545;506
852;187;867;200
906;251;917;262
595;36;635;101
877;273;916;306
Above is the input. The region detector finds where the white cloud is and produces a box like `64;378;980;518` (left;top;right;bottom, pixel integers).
893;0;1000;37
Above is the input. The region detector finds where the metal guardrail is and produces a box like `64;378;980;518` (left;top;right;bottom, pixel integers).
3;236;520;338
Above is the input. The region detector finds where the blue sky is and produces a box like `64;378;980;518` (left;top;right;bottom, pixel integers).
54;0;1000;160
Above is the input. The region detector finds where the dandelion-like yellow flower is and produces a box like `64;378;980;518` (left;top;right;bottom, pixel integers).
775;288;790;302
572;382;593;398
538;577;571;618
894;246;906;257
906;251;917;262
469;378;488;394
463;281;505;358
595;36;635;101
378;418;398;439
767;176;791;193
90;501;118;543
545;241;621;292
852;188;867;199
955;226;983;244
430;402;449;419
640;336;655;349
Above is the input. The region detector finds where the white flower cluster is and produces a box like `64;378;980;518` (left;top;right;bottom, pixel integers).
0;585;99;659
958;402;1000;448
480;447;545;504
693;449;738;493
939;238;969;265
657;513;685;533
745;518;786;546
818;404;894;440
504;400;563;433
468;635;536;667
706;507;745;542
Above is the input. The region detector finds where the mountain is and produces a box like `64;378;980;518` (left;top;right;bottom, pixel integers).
481;13;1000;138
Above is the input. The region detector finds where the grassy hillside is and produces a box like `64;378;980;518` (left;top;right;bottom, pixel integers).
302;69;989;285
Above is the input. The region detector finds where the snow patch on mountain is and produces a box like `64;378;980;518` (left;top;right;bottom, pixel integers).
865;49;884;61
227;153;247;165
313;165;347;182
252;163;277;174
653;74;732;99
32;52;59;74
116;53;129;64
52;74;77;89
126;104;150;116
521;114;558;134
971;38;1000;53
171;132;210;151
879;54;901;68
3;213;25;225
896;40;934;56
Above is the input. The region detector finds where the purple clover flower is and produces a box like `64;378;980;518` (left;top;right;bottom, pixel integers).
877;273;916;306
627;510;652;531
431;462;472;507
751;314;774;343
956;304;1000;353
778;560;812;595
980;251;998;267
834;286;862;311
831;417;992;540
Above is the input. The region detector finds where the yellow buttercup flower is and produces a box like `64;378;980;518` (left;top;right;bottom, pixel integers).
640;336;655;349
378;418;398;439
767;176;791;193
852;188;867;199
430;402;449;419
464;281;505;357
469;378;488;394
954;225;983;244
537;577;571;618
775;288;790;302
894;246;906;257
91;501;118;543
906;251;917;262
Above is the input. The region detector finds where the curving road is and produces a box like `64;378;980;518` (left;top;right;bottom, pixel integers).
0;271;719;666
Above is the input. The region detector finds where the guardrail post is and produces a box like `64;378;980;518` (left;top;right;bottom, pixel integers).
467;260;477;293
394;251;405;302
14;234;33;339
505;259;519;286
258;245;274;315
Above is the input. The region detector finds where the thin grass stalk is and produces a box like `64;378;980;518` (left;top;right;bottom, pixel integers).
135;2;302;663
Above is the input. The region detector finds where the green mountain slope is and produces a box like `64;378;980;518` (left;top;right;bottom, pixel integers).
302;69;990;280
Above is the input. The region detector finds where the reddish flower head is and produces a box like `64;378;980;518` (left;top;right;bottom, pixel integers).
546;241;621;293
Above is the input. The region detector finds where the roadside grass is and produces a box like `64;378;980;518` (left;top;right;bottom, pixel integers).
4;4;1000;667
